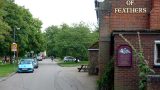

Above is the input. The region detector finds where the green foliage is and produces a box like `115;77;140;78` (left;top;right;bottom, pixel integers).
0;20;11;40
135;51;155;90
0;63;17;77
58;61;89;67
0;1;45;56
97;59;114;90
45;23;99;60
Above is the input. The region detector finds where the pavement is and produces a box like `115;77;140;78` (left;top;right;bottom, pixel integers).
0;77;7;82
58;66;98;90
0;72;16;82
0;77;4;81
0;59;98;90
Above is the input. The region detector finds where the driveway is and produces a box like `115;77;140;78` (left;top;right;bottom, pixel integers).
0;59;97;90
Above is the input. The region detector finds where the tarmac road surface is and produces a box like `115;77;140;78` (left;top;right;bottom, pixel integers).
0;59;97;90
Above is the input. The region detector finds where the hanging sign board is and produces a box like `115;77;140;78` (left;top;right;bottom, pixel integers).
11;43;17;51
117;45;132;66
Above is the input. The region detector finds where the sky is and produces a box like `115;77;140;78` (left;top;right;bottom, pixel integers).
14;0;98;31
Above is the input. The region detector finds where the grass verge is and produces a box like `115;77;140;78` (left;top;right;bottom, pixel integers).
56;59;88;67
0;63;17;77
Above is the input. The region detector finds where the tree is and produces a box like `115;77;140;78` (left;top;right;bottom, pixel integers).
0;0;11;56
45;23;99;60
1;1;45;57
45;25;59;56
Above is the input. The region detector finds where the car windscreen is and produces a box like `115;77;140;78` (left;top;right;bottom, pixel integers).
65;56;74;59
20;60;32;64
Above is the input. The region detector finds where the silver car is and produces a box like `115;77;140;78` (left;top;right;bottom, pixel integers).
63;56;76;62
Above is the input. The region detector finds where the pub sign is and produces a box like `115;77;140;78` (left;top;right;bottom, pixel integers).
117;45;132;66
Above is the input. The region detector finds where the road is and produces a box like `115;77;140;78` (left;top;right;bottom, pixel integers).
0;59;97;90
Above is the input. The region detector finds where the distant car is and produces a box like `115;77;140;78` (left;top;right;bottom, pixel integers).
37;56;42;61
63;56;76;62
17;59;34;73
42;55;45;59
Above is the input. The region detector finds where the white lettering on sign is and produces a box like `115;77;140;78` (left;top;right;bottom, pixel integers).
114;0;147;13
126;0;134;6
114;8;147;13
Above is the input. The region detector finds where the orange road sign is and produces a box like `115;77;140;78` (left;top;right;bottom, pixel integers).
11;43;17;51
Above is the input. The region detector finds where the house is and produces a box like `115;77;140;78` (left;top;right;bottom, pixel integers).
95;0;160;90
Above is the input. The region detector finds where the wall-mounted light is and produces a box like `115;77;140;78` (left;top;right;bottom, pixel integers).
97;0;104;2
95;0;105;9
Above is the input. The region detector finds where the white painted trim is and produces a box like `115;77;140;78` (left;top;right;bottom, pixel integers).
154;41;160;66
155;40;160;43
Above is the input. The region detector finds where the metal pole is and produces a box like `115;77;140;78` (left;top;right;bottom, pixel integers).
13;28;16;63
14;28;15;42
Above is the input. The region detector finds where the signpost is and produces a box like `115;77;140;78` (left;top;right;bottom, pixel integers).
11;43;17;63
11;43;17;52
31;51;34;58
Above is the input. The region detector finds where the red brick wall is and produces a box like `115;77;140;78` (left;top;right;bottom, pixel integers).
99;0;151;77
109;0;151;31
150;0;160;29
98;0;160;89
98;41;110;77
114;34;160;90
147;75;160;90
88;50;99;75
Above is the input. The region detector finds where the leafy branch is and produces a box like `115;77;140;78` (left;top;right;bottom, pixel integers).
97;58;114;90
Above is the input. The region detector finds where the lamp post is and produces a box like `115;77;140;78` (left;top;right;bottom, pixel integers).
12;27;20;63
97;0;104;2
13;28;16;61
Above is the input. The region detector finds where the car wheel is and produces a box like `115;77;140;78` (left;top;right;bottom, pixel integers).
31;70;34;73
36;66;38;69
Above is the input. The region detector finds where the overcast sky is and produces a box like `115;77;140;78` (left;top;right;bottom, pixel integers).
14;0;97;31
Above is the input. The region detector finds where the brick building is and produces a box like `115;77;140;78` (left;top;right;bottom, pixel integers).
88;42;99;75
95;0;160;90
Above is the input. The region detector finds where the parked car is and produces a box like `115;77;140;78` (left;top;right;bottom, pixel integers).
17;59;34;73
37;56;42;61
63;56;76;62
33;58;38;68
20;58;38;68
28;58;38;68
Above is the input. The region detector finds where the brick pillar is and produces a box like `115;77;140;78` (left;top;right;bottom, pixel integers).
150;0;160;29
98;10;111;78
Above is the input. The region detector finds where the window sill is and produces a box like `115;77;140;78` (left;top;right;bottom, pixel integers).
153;65;160;68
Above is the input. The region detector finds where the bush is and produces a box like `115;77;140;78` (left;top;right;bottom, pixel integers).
97;59;114;90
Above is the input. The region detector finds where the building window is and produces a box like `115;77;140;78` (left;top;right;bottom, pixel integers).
154;41;160;66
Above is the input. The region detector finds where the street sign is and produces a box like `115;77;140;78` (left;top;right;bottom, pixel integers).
31;51;34;53
11;43;17;51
